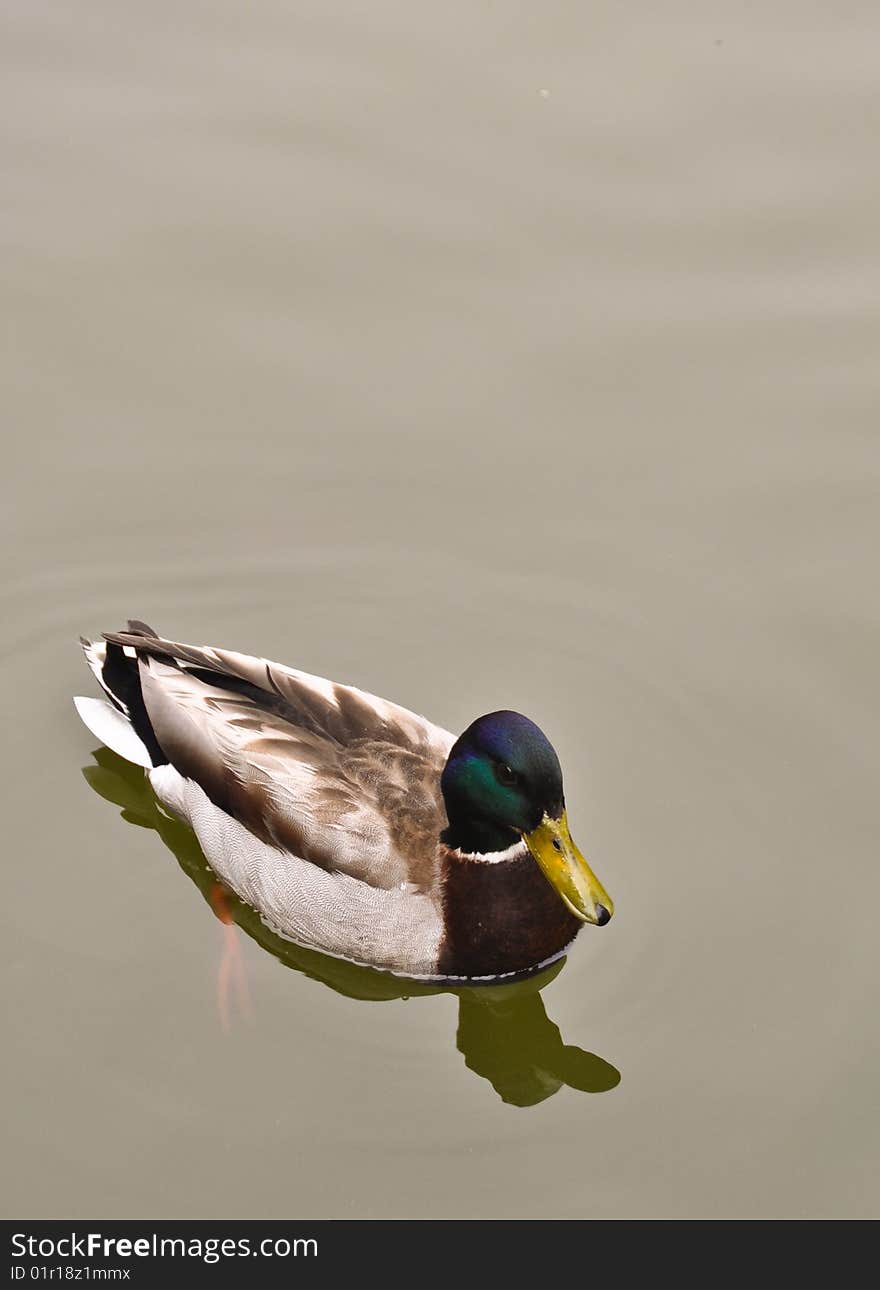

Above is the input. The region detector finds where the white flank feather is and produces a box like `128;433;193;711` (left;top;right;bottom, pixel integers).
148;764;445;977
73;696;152;768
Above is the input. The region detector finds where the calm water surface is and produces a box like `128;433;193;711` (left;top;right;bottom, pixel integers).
3;2;879;1217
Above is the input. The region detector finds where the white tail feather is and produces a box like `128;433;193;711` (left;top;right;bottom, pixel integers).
74;696;152;768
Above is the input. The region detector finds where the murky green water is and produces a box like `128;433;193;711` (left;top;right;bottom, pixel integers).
3;2;879;1217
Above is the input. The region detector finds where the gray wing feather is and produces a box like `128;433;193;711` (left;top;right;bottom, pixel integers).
149;764;445;977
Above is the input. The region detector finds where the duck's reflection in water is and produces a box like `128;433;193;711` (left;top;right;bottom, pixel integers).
83;748;621;1107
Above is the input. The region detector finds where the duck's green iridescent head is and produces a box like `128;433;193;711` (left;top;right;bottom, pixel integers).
440;711;613;927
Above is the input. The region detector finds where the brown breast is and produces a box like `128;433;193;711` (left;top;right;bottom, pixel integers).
436;845;582;979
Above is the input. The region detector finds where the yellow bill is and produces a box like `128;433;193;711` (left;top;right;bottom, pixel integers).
523;811;613;925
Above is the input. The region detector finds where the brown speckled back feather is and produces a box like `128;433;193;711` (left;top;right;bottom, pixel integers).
104;628;454;894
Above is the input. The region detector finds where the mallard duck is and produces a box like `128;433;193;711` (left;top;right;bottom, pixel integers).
74;621;613;982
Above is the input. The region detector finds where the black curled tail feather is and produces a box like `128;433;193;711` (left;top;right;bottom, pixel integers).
83;621;168;767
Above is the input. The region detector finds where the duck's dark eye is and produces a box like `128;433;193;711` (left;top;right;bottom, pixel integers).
495;762;517;787
552;836;563;852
